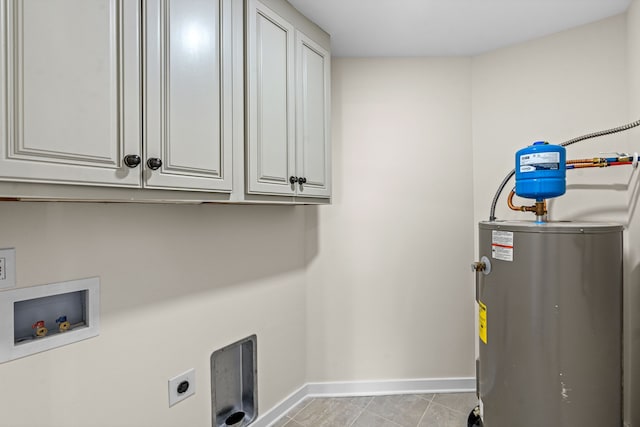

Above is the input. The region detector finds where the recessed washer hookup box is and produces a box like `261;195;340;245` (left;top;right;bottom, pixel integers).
0;277;100;363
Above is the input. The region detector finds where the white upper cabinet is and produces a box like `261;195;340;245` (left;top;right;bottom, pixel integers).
295;31;331;198
0;0;328;202
245;0;331;199
246;0;296;196
0;0;141;187
0;0;233;193
144;0;233;192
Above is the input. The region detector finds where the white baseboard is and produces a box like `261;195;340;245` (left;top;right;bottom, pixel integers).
250;384;308;427
250;377;475;427
305;377;476;397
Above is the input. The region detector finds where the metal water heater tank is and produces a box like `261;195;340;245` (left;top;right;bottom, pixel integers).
476;221;622;427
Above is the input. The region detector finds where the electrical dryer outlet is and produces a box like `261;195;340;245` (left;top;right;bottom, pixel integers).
168;368;195;407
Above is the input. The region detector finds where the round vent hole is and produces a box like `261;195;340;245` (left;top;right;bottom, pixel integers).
225;411;245;426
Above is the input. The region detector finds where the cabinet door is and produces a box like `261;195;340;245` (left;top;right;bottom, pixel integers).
246;0;296;196
0;0;141;187
295;31;331;198
144;0;232;192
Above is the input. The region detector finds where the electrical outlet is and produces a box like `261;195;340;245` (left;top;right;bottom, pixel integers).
0;248;16;290
168;368;195;407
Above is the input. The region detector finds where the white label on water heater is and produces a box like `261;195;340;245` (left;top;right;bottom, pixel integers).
492;230;514;261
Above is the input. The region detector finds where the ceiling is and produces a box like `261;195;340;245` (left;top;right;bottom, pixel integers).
287;0;632;56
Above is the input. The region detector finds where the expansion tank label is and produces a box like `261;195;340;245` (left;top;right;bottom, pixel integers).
478;301;487;344
491;230;514;261
519;152;560;173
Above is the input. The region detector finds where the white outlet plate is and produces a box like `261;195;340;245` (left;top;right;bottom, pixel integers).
168;368;195;407
0;248;16;290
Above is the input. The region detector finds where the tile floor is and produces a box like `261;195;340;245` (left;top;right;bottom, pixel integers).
270;392;478;427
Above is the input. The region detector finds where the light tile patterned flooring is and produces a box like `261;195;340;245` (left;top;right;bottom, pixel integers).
270;393;477;427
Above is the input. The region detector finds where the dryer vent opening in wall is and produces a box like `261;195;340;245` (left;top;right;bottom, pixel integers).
211;335;257;427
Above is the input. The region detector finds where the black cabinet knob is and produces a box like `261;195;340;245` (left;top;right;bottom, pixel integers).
289;176;298;184
123;154;141;168
147;158;163;170
299;177;307;184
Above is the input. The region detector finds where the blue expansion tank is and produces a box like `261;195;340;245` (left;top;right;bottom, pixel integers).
515;141;566;200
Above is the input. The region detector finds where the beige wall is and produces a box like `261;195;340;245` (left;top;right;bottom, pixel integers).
306;58;476;382
0;203;308;427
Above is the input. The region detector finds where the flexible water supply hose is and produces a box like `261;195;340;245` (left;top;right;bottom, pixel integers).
488;119;640;221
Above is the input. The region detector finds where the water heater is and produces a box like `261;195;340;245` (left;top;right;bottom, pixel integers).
475;221;622;427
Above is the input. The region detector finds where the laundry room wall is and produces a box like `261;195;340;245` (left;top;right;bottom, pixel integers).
0;203;309;427
306;57;476;383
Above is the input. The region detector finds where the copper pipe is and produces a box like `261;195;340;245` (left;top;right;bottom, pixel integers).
507;190;548;218
567;158;600;164
571;163;605;169
507;190;521;211
507;190;537;212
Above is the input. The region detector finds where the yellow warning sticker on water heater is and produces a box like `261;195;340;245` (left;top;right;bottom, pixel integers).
479;301;487;344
